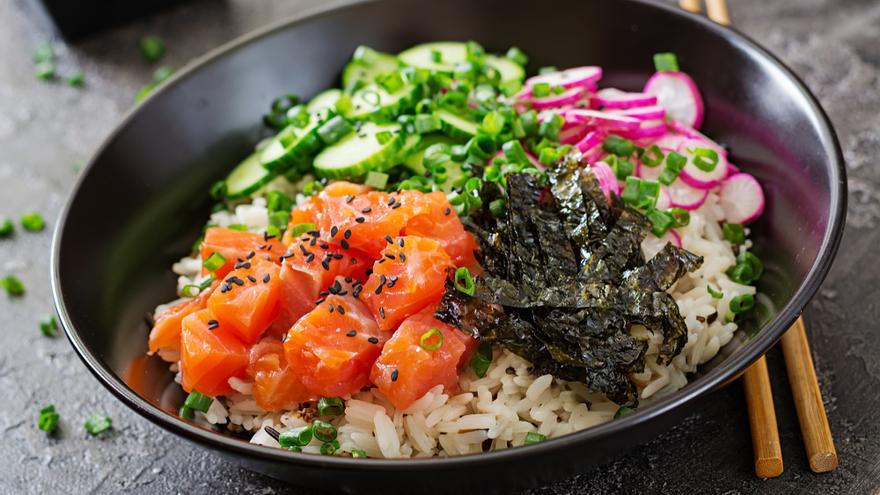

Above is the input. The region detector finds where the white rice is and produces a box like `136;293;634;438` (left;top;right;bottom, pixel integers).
159;188;754;458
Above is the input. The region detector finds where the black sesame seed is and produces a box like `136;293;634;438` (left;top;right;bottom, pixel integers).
333;253;343;260
341;240;350;250
344;277;352;283
247;251;256;259
399;253;406;262
355;217;365;223
384;235;393;244
330;226;339;237
374;284;383;295
444;207;451;216
305;253;315;263
263;273;270;283
281;252;295;260
353;286;363;298
378;258;385;264
344;229;352;239
391;369;399;382
362;207;372;213
321;259;330;271
345;195;355;203
258;244;266;249
299;245;308;254
316;297;326;304
379;274;386;285
368;337;379;344
329;305;334;313
307;229;320;236
391;203;402;209
346;330;357;337
319;290;330;296
319;242;330;250
384;253;395;260
387;198;395;206
379;307;385;319
389;275;398;282
337;305;345;315
247;275;257;283
365;268;373;276
207;320;219;330
310;237;317;246
398;238;405;248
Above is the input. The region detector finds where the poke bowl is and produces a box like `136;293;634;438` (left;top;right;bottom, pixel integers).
51;0;846;493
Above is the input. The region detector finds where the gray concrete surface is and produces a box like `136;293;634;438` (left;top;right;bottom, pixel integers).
1;0;879;493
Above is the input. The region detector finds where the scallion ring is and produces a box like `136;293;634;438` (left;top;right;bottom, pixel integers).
419;327;444;351
453;267;475;296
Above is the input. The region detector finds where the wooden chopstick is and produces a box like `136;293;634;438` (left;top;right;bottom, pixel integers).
678;0;702;13
743;356;784;478
780;317;839;473
705;0;731;25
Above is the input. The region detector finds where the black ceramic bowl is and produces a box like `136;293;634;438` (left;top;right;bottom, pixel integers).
51;0;846;493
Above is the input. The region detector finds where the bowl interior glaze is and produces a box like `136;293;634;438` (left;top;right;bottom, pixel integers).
52;0;845;492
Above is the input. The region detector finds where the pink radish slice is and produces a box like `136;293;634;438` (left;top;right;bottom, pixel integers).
559;124;589;145
590;88;658;110
619;119;667;139
525;66;603;91
608;105;666;121
590;161;620;198
575;130;604;153
642;229;681;259
644;71;705;129
655;186;672;210
563;109;641;131
667;181;709;210
676;138;728;189
726;162;740;177
638;160;664;181
719;173;765;224
531;87;586;110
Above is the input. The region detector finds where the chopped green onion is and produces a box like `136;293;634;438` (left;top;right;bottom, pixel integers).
430;49;443;63
265;225;281;239
303;180;324;197
524;432;546;445
375;130;394;145
279;426;313;449
135;65;174;102
502;140;530;167
84;414;112;435
40;315;57;337
453;267;475;296
270;94;299;114
538;66;557;75
289;223;315;238
321;439;341;455
669;207;690;228
538;113;564;141
1;275;24;296
505;46;529;66
183;390;213;413
312;420;337;442
517;110;539;137
179;405;195;420
419;327;444;351
286;105;310;128
266;191;294;213
365;171;389;190
690;147;719;172
726;251;764;285
181;284;201;297
481;111;506;137
707;285;724;299
466;134;496;161
140;36;166;62
0;218;14;237
67;71;85;88
317;397;345;417
641;144;665;167
423;143;452;169
614;405;635;419
613;157;635;180
621;177;659;210
532;82;551;98
603;135;635;157
202;252;226;272
465;41;485;63
33;42;54;63
351;449;368;458
227;224;248;232
35;62;56;81
21;212;45;232
470;342;493;378
352;45;378;66
199;276;214;291
38;405;60;434
729;294;756;314
723;223;746;245
439;91;467;112
658;151;686;185
414;113;441;134
653;52;680;72
376;71;405;93
489;199;506;218
317;116;353;145
646;208;675;237
269;211;290;232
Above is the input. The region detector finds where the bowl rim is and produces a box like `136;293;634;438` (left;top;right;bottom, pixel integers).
50;0;847;471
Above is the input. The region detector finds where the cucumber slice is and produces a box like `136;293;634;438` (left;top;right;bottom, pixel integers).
398;42;525;83
313;122;402;179
226;150;276;199
307;89;342;118
260;119;321;172
342;50;399;88
345;83;417;120
402;134;457;174
436;109;479;139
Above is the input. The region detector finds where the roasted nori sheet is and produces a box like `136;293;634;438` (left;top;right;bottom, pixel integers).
436;154;703;405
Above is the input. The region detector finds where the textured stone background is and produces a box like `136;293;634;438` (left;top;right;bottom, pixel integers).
1;0;878;493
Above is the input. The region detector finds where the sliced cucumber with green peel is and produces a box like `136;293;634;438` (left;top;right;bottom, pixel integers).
306;89;342;118
436;109;479;139
313;122;402;179
226;150;277;199
342;50;399;89
397;42;525;83
260;119;321;172
402;134;457;174
345;83;417;120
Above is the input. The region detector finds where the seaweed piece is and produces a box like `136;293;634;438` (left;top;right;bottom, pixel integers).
436;156;703;406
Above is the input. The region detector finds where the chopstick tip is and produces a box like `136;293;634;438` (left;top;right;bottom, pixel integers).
809;452;839;473
755;457;784;479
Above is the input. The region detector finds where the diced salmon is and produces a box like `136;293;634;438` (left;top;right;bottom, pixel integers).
370;306;477;410
284;294;387;397
200;227;284;278
362;236;452;332
247;338;313;411
179;309;249;397
207;257;281;345
402;191;480;271
148;281;217;355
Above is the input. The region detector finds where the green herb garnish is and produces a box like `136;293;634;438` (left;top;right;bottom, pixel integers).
524;432;546;445
140;36;166;62
40;315;57;337
21;212;45;232
84;414;112;435
317;397;345;417
2;275;25;296
38;405;60;434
